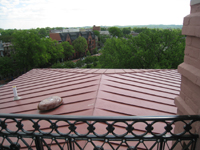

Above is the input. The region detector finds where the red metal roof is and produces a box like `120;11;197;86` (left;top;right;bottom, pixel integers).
0;69;181;149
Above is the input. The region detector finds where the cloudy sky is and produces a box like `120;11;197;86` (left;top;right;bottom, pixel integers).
0;0;190;29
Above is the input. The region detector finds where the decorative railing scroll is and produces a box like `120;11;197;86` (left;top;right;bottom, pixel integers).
0;113;200;150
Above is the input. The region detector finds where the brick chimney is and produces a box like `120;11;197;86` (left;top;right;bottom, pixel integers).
174;0;200;149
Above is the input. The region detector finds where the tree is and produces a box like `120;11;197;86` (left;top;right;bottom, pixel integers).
99;28;185;69
61;41;74;60
0;29;16;42
129;28;185;69
99;37;133;68
122;27;131;35
93;30;100;37
43;38;64;65
39;28;48;38
99;35;110;47
86;51;91;56
0;56;14;78
101;27;107;31
12;30;64;70
132;27;149;33
108;27;123;37
72;36;88;57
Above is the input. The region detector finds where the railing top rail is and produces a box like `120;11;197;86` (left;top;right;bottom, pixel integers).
0;113;200;121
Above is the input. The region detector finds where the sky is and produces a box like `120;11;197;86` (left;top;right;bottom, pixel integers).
0;0;191;29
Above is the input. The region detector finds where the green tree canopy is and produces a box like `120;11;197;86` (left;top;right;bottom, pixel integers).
0;56;14;78
72;36;88;56
108;27;123;37
12;30;64;69
0;29;16;42
99;35;110;47
99;28;185;69
99;38;133;68
38;28;48;38
101;27;107;31
43;38;64;65
122;27;131;35
93;30;100;37
61;41;75;60
132;27;149;33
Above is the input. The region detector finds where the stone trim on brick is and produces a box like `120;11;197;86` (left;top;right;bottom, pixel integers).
184;55;200;70
191;0;200;6
178;63;200;86
182;26;200;38
184;46;200;59
181;76;200;99
174;96;195;115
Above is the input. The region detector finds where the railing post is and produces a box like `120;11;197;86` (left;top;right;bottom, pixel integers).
159;139;163;150
68;138;73;150
35;136;44;150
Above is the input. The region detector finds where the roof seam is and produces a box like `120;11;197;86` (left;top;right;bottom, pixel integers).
92;74;103;116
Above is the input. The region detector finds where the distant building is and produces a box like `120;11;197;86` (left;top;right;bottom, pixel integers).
93;25;101;31
50;30;97;59
0;41;13;57
63;29;80;33
100;31;110;35
130;31;139;36
0;41;3;57
50;29;80;33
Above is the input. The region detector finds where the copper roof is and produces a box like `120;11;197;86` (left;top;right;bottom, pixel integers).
0;69;181;149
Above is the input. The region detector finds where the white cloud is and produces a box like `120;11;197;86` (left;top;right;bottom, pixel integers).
0;0;190;29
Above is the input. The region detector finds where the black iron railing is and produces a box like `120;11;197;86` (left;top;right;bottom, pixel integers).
0;113;200;150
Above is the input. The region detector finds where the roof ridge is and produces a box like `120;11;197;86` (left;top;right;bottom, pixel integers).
92;74;103;116
45;69;175;74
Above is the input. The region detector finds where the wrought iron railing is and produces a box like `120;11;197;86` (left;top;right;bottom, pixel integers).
0;113;200;150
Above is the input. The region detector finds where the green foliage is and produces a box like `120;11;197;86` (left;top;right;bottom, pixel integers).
86;64;92;68
72;36;88;56
99;38;132;68
99;28;185;69
55;27;63;30
122;27;131;35
51;61;75;68
101;27;107;31
43;38;64;65
99;35;110;47
64;61;76;68
93;56;99;62
38;28;47;38
12;30;48;69
84;56;93;64
0;56;14;77
108;27;123;37
1;29;16;36
0;35;13;42
61;41;75;59
132;27;149;33
93;30;100;37
93;48;98;54
51;62;65;68
12;30;64;69
93;62;97;67
86;51;91;56
76;59;84;68
0;29;16;42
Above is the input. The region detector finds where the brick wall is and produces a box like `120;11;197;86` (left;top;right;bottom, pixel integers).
93;25;101;31
49;32;97;59
174;0;200;149
49;33;62;41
